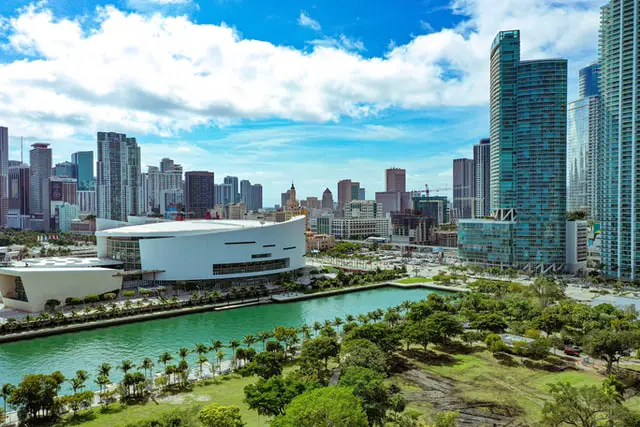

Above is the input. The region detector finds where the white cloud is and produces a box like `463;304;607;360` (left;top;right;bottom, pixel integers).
419;20;434;32
298;11;321;31
0;0;600;141
309;34;366;52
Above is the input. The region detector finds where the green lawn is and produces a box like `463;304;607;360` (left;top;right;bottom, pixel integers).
393;349;638;423
396;277;432;284
55;372;277;427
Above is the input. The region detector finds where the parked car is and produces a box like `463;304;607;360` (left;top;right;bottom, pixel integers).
564;345;582;357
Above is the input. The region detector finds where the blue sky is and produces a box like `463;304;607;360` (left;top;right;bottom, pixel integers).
0;0;602;205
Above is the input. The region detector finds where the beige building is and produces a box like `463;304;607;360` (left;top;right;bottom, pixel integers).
306;232;336;253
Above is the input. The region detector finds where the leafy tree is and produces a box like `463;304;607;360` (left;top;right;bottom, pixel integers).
470;312;508;333
301;336;340;370
198;404;245;427
124;408;200;426
541;381;632;426
428;412;459;427
527;338;552;360
346;323;401;354
530;276;565;307
244;375;312;417
424;312;463;346
341;339;387;374
44;299;61;312
8;374;62;423
405;320;432;351
585;329;638;375
60;390;94;415
247;351;283;379
485;334;506;354
534;308;564;336
338;366;397;426
270;386;368;427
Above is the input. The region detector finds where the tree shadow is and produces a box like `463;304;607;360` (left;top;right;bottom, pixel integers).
56;409;97;426
493;352;519;367
401;349;459;367
436;341;475;355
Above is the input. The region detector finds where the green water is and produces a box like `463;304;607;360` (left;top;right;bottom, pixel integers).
0;287;448;390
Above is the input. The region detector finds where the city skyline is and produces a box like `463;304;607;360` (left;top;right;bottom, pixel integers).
0;0;602;206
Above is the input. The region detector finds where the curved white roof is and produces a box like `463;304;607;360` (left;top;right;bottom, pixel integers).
95;216;305;238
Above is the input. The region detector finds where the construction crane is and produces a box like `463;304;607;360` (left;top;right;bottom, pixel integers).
410;184;451;198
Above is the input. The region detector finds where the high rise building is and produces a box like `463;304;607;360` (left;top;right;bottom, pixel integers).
8;162;29;229
0;127;8;227
599;0;640;280
337;179;357;209
29;143;52;216
71;151;94;190
251;184;263;211
53;161;78;179
96;132;141;221
453;158;475;219
280;190;290;210
160;157;175;173
385;168;406;192
286;183;299;210
77;190;96;215
142;164;182;213
224;176;240;203
473;138;491;218
459;30;567;273
351;182;361;201
185;171;214;219
579;62;600;98
215;183;234;207
322;188;334;210
239;180;263;211
359;188;366;201
240;179;251;205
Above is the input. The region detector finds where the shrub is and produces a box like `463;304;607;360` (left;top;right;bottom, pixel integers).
122;290;136;298
84;294;100;304
102;293;117;301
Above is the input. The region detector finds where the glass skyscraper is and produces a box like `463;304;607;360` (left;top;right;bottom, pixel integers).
599;0;640;280
579;63;601;98
473;138;491;218
71;151;94;191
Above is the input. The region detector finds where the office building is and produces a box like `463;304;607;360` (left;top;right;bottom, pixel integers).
385;168;406;192
143;164;182;213
375;191;411;216
337;179;360;209
359;188;366;201
390;211;434;244
29;143;52;216
413;195;449;225
285;183;299;210
453;158;475;219
224;176;240;203
56;202;80;232
321;188;334;210
71;151;94;191
160;157;175;173
49;177;77;205
215;183;234;208
473;138;491;218
566;220;588;274
344;200;382;219
53;161;78;179
240;180;263;211
280;190;290;210
352;182;361;201
579;62;600;98
459;30;567;273
458;220;515;267
96;132;142;221
599;0;640;280
0;127;8;227
301;197;321;210
160;189;183;217
7;163;29;229
185;171;214;219
77;190;96;215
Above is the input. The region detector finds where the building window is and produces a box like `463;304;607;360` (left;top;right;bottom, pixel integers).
251;253;272;259
225;241;256;245
212;258;290;275
106;238;142;271
263;244;276;248
14;277;28;302
283;246;296;250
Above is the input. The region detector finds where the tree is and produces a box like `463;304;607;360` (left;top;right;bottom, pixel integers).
485;334;506;354
338;366;396;426
119;359;135;374
424;312;463;346
541;381;632;426
534;308;564;337
405;320;431;351
229;339;241;367
158;352;173;369
247;351;283;379
139;358;154;379
244;375;312;417
216;350;226;374
1;383;15;414
198;404;245;427
60;390;94;415
585;329;638;375
44;299;61;312
341;339;387;374
301;336;340;370
346;323;401;354
470;312;508;333
258;331;272;351
243;334;257;348
531;276;565;307
8;374;61;423
270;387;368;427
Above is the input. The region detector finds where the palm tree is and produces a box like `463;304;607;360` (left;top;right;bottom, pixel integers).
228;339;241;368
1;383;15;414
177;347;189;360
210;339;224;353
312;321;322;337
334;317;344;332
299;324;312;341
119;359;134;375
400;300;412;315
197;355;208;378
258;331;272;351
94;375;110;403
357;313;369;324
243;334;256;348
194;343;209;357
235;348;247;368
158;352;173;369
215;350;226;375
345;314;355;323
139;358;154;379
75;369;89;391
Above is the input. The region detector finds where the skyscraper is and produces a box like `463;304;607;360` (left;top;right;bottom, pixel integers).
0;127;8;227
224;176;240;203
453;158;475;219
473;138;491;218
240;179;263;211
53;161;78;179
322;188;334;210
251;184;263;211
160;158;175;173
385;168;406;192
185;171;214;219
359;188;366;201
143;164;182;213
599;0;640;280
71;151;94;190
8;162;29;229
579;63;600;98
29;143;52;216
459;30;567;273
337;179;353;210
96;132;141;221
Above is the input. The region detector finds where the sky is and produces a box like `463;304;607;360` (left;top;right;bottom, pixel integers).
0;0;602;206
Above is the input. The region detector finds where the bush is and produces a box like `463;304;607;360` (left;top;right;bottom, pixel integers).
102;293;117;301
84;294;100;304
122;290;136;298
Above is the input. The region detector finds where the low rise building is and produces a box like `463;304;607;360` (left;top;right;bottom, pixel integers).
306;232;336;253
457;219;515;267
434;230;458;248
330;217;391;240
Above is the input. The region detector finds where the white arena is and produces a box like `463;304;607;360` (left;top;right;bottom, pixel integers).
0;216;306;312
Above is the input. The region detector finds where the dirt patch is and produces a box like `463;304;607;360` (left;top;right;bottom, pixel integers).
399;365;523;426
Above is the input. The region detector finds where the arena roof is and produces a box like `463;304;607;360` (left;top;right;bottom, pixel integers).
95;216;305;238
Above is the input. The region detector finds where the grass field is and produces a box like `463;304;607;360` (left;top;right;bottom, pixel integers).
396;277;433;284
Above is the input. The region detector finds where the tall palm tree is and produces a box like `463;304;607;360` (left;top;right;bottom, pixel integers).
197;355;208;378
243;334;256;348
119;360;134;375
228;339;241;368
299;324;312;341
334;317;344;332
158;352;173;369
94;375;110;403
312;321;322;337
194;343;209;357
75;370;89;391
345;314;355;323
357;314;369;324
98;362;112;378
1;383;15;414
177;347;189;360
210;339;224;353
139;358;154;379
215;350;226;375
258;331;272;351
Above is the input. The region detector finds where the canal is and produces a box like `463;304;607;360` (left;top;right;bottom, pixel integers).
0;286;449;390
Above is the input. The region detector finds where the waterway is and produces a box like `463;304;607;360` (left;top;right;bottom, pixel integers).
0;287;449;391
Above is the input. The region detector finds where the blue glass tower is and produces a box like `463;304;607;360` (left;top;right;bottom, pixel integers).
579;63;600;98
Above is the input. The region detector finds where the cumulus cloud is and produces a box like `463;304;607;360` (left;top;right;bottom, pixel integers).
309;34;366;52
0;0;600;139
298;11;321;31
